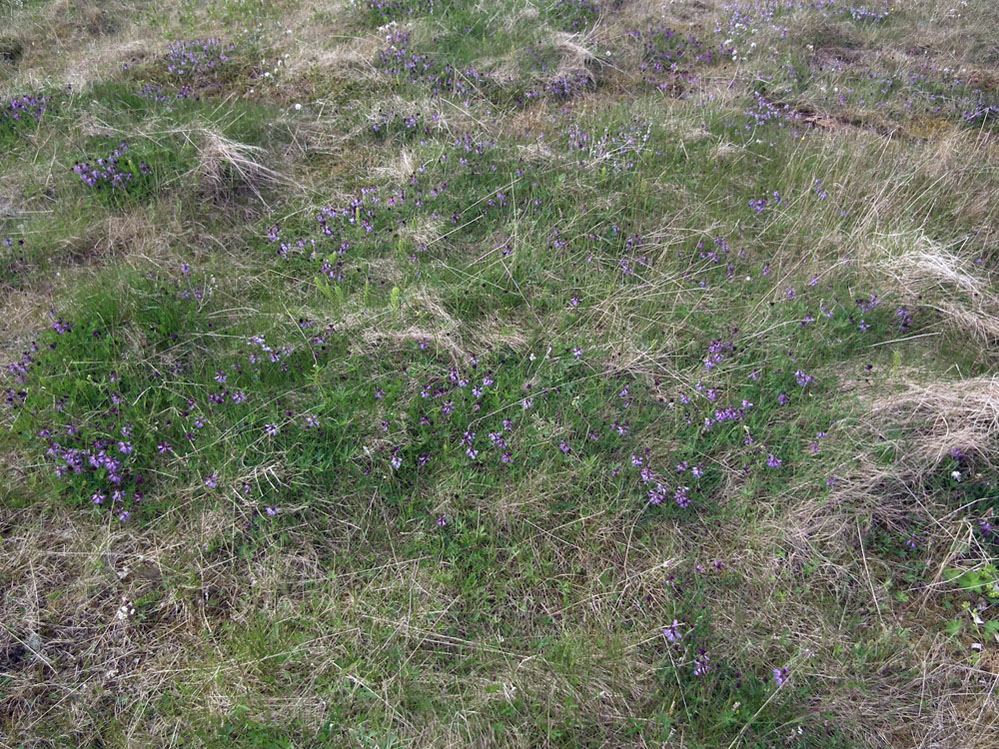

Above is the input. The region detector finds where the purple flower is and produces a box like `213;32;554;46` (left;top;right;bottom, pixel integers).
204;473;218;489
773;667;789;687
265;507;279;516
264;423;279;437
767;454;782;469
693;652;712;676
436;513;450;527
794;369;813;387
663;620;683;643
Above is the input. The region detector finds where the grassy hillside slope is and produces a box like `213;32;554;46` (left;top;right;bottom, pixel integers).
2;0;998;746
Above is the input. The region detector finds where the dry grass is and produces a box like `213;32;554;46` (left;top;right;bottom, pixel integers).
872;377;999;468
187;126;300;206
874;232;999;345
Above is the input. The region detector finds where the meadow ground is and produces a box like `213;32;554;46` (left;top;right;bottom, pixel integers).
1;0;999;746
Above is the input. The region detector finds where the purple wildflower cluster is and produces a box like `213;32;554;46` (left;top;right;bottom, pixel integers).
361;0;439;21
627;25;718;93
743;91;803;133
519;45;596;103
137;83;194;103
520;71;595;103
371;109;427;137
639;454;707;509
263;132;520;284
163;38;235;80
72;142;150;190
959;90;999;129
749;191;782;213
703;339;735;371
549;0;600;32
841;3;891;22
41;421;147;522
2;95;48;128
378;31;490;99
560;120;654;171
1;259;335;523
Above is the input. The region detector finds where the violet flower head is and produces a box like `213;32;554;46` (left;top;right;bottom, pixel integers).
663;620;683;643
693;651;712;676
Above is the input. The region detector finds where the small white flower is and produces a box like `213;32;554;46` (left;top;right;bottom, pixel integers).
116;597;135;621
294;103;302;110
952;470;962;482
